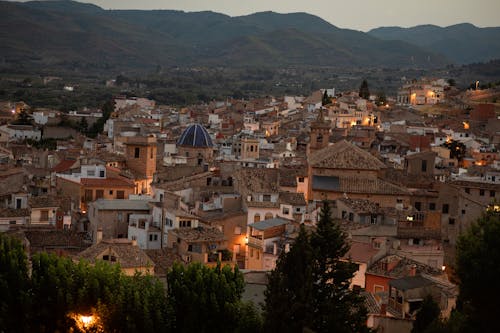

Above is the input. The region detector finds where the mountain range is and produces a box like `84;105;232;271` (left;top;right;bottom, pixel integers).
0;0;499;72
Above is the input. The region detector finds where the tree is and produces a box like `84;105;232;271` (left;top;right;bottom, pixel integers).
0;234;31;332
359;79;370;100
12;108;32;125
310;201;369;333
322;90;330;106
412;295;441;333
455;209;500;332
264;202;369;333
78;117;88;134
167;262;260;333
442;140;466;161
264;224;315;332
376;91;387;106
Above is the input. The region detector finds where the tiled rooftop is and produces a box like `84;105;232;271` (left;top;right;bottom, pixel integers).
309;140;387;170
171;226;225;243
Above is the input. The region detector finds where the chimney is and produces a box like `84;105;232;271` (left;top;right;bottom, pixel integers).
409;264;417;277
96;228;103;244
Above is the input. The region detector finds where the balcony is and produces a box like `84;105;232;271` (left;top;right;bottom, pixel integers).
248;235;263;249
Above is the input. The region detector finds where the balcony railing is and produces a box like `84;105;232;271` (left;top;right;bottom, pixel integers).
248;235;263;249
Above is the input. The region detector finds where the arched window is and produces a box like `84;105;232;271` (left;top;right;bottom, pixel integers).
254;214;261;223
265;212;273;220
316;134;323;143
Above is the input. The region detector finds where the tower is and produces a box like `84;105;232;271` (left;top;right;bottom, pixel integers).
124;135;157;194
307;109;330;157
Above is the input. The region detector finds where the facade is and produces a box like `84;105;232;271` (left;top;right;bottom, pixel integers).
124;135;157;195
77;237;155;276
88;199;151;243
308;140;410;207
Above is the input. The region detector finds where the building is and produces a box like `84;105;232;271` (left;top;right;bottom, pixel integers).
246;217;291;270
124;135;157;195
87;199;151;243
308;140;410;207
176;123;214;167
76;237;154;276
166;226;234;267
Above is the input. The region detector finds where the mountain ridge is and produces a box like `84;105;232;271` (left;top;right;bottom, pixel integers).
4;0;498;73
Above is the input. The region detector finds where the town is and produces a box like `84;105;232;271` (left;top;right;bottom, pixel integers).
1;73;499;332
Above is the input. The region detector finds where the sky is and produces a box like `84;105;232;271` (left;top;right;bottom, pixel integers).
77;0;500;31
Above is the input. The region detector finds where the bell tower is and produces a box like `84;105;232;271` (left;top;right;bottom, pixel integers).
307;109;330;157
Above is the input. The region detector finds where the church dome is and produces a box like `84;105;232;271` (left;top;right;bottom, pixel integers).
177;123;214;147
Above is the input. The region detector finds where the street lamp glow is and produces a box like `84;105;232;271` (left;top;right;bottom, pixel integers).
80;315;94;326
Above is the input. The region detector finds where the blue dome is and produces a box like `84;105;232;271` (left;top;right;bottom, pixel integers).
177;124;213;147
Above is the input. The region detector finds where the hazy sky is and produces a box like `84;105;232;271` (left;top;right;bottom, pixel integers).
79;0;500;31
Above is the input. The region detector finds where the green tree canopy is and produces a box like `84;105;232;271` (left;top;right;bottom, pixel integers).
322;89;330;106
167;262;261;333
264;202;369;333
455;209;500;332
412;295;441;333
359;79;370;100
264;224;315;332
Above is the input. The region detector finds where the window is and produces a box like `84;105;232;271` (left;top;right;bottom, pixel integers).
116;190;125;199
449;218;455;225
40;210;49;221
465;188;470;194
250;248;254;258
9;220;16;225
165;218;173;227
263;194;271;202
254;214;260;223
109;190;113;195
188;244;193;252
442;204;449;214
421;160;427;172
16;198;22;209
348;212;354;221
374;285;384;294
265;212;273;220
149;234;158;242
134;147;140;158
316;134;323;143
256;251;260;260
429;203;436;210
414;202;422;211
462;210;466;215
298;177;304;183
342;211;347;219
95;190;104;199
480;189;485;196
282;207;290;215
180;220;192;227
490;190;496;197
150;148;153;159
99;170;105;177
296;207;301;213
84;189;93;201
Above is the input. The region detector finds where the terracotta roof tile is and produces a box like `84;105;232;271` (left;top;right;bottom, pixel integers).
310;140;386;170
80;177;134;187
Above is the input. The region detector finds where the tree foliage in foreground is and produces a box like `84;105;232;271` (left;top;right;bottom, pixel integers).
167;262;262;333
0;233;262;333
412;295;441;333
416;209;500;333
455;209;500;332
264;201;369;333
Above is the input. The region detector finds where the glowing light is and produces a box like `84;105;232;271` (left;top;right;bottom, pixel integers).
441;265;446;271
463;122;470;130
80;315;94;326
